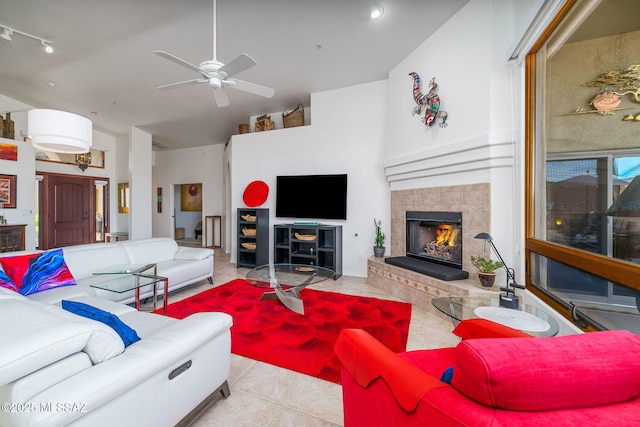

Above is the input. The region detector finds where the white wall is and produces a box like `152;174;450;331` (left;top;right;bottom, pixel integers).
384;0;520;279
228;80;389;277
0;95;123;247
0;137;36;250
152;144;225;242
128;127;153;240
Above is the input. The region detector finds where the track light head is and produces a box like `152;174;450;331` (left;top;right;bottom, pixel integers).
0;28;12;41
42;41;54;54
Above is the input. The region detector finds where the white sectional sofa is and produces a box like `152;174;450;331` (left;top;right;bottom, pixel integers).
18;237;215;305
0;288;232;426
0;238;231;426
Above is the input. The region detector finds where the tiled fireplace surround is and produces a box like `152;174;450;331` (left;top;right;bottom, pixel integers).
367;183;498;311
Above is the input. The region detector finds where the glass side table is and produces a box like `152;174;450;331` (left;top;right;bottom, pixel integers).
432;296;559;337
92;264;168;314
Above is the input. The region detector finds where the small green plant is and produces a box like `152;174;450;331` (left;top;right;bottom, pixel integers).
374;218;385;248
470;255;503;273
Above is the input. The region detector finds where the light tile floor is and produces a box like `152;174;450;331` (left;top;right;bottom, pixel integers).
166;251;460;427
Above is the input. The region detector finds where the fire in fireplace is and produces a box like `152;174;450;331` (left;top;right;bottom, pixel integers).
406;211;463;269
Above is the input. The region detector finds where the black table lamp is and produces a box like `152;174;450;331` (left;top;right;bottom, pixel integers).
474;233;525;309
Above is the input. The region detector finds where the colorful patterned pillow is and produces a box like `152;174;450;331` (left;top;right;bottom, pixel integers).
0;249;76;296
0;269;17;292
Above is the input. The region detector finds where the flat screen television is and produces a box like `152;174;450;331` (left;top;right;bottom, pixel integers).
276;174;347;220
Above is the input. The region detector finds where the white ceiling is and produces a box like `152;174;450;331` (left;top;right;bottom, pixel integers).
0;0;468;150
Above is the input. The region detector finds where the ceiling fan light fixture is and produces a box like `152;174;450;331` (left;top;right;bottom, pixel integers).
369;5;384;20
27;109;93;154
208;76;222;89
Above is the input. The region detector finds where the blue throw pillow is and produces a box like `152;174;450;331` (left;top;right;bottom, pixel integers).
62;300;141;347
440;366;454;384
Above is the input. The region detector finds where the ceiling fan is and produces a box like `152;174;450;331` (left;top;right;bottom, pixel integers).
154;0;275;107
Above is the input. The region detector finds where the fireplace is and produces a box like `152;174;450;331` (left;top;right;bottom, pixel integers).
385;211;469;281
406;211;463;269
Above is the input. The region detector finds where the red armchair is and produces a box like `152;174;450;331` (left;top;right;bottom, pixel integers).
335;319;640;426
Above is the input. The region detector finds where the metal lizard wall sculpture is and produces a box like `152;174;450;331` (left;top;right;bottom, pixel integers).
409;72;448;128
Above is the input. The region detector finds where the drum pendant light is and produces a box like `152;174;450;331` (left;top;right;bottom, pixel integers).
27;109;93;154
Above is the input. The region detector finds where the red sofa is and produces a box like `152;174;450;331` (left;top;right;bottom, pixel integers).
335;319;640;426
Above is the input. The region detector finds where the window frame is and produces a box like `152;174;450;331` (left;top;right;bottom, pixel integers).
524;0;640;330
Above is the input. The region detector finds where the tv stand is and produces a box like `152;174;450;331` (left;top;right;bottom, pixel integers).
274;224;342;279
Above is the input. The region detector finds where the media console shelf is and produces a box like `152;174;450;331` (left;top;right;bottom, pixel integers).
274;224;342;279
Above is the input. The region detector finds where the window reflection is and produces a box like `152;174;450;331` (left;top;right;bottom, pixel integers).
528;0;640;331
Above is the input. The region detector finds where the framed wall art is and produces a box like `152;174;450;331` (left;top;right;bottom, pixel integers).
0;143;18;161
0;174;17;208
181;183;202;211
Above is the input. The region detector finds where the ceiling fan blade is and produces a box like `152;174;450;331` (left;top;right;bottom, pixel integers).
218;53;257;78
154;51;205;76
212;87;230;107
157;79;207;90
229;78;275;98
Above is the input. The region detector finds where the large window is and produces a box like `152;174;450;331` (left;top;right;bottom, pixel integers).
526;0;640;333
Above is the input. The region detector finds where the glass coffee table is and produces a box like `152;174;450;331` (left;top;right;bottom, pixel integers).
92;264;169;314
432;296;559;337
246;264;335;314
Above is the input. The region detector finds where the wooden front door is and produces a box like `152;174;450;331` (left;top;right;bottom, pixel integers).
45;174;92;248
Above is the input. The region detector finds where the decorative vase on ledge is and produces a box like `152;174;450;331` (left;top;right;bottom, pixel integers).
373;246;385;258
477;272;496;288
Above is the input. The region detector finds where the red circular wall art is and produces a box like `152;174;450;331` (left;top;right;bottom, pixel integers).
243;181;269;207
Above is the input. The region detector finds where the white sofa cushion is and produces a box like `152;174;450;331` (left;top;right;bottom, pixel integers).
62;243;130;280
120;238;179;264
0;352;92;406
0;299;92;386
26;284;95;305
175;246;214;261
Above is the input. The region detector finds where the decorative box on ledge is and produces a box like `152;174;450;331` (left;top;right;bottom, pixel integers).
255;115;274;132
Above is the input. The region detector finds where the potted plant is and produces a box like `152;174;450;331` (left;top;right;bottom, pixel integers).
373;218;385;257
470;255;504;287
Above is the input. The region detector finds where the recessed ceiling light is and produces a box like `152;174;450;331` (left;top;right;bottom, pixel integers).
369;5;384;20
47;81;56;88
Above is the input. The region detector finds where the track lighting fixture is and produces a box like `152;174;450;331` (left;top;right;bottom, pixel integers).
0;24;54;54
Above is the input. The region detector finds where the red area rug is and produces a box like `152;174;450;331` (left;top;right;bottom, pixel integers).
159;279;411;383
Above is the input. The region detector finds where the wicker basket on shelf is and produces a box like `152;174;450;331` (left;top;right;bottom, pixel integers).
295;232;316;241
241;242;257;250
241;215;256;222
242;227;256;236
255;114;274;132
283;104;304;128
